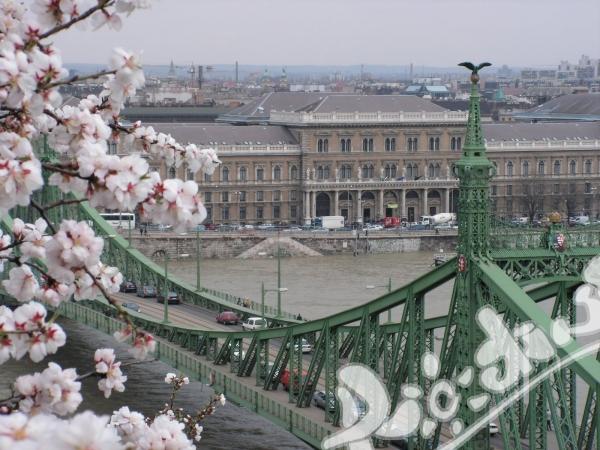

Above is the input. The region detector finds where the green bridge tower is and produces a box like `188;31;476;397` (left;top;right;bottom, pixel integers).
454;61;494;450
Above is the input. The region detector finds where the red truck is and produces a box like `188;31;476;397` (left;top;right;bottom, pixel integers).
384;217;401;228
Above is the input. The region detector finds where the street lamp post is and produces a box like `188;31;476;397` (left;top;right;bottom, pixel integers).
277;230;282;316
196;227;201;291
366;276;393;322
152;249;169;324
261;282;288;321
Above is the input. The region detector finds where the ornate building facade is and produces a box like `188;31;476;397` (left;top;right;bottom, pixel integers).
121;93;600;225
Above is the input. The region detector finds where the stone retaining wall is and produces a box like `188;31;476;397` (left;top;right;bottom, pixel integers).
124;231;457;259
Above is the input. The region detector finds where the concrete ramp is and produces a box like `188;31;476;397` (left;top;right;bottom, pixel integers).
237;236;322;259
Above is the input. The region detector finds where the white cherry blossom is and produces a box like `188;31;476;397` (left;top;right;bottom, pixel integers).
2;265;38;303
94;348;127;398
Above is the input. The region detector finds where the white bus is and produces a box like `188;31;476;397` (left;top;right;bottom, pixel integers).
100;212;136;229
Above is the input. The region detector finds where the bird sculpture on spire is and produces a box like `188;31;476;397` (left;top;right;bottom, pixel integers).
458;61;492;83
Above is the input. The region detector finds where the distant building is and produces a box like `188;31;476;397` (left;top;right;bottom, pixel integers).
513;93;600;122
119;93;600;225
404;85;450;98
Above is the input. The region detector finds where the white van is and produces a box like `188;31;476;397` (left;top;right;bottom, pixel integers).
572;215;590;226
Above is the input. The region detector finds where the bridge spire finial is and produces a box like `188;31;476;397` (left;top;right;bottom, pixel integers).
458;61;491;155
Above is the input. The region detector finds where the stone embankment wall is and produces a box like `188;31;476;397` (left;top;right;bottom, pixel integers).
125;231;457;259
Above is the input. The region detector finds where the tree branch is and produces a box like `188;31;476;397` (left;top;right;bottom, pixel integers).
38;1;115;40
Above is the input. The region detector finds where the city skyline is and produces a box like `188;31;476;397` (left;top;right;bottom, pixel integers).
53;0;600;67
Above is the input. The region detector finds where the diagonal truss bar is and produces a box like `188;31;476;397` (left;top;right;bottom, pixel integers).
477;260;600;387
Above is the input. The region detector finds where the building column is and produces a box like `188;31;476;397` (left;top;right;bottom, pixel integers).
378;190;385;219
356;190;362;223
333;191;339;216
303;191;309;223
311;191;317;219
400;189;406;219
444;188;450;213
422;188;428;217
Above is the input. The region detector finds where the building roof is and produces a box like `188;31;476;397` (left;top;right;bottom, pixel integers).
424;86;449;93
142;123;299;146
122;106;233;123
218;92;339;123
483;122;600;142
513;93;600;122
218;92;447;124
296;94;447;114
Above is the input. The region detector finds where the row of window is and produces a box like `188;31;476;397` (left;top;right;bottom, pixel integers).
207;205;298;221
204;190;298;203
190;165;299;183
491;182;594;196
315;163;443;180
502;159;594;177
316;137;462;153
495;198;594;213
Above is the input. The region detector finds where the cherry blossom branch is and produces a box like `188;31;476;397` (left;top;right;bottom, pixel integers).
41;162;81;178
44;69;117;90
43;198;87;211
30;199;57;235
76;358;156;380
38;0;115;40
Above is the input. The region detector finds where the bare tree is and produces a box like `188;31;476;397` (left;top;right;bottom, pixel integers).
520;178;545;222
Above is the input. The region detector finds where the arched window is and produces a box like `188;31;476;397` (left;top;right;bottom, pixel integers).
451;137;456;151
341;139;347;152
341;164;352;179
317;166;324;179
429;137;435;151
570;160;577;175
222;166;229;181
317;138;328;153
324;166;330;179
239;166;247;181
428;164;435;178
385;138;396;151
256;167;264;181
435;137;440;151
538;160;545;176
186;169;194;181
362;138;373;152
407;163;418;179
168;166;176;178
456;137;462;150
340;138;352;152
522;161;529;177
290;166;298;180
273;166;281;181
362;164;374;178
553;161;561;176
585;159;592;174
385;164;397;178
507;161;514;177
204;173;212;182
434;163;441;177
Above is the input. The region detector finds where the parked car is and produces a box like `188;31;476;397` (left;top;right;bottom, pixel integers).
312;390;328;409
242;317;267;331
365;224;384;231
257;223;275;230
216;311;240;325
281;369;311;393
204;223;217;231
120;280;137;293
242;224;255;230
286;338;312;353
258;361;279;380
136;285;156;298
284;226;302;232
488;422;499;436
193;224;206;231
122;302;141;312
157;292;180;305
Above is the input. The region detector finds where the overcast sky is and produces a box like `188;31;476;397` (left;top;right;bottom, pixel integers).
53;0;600;68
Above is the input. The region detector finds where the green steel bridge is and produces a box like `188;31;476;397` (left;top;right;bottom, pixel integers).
2;65;600;450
